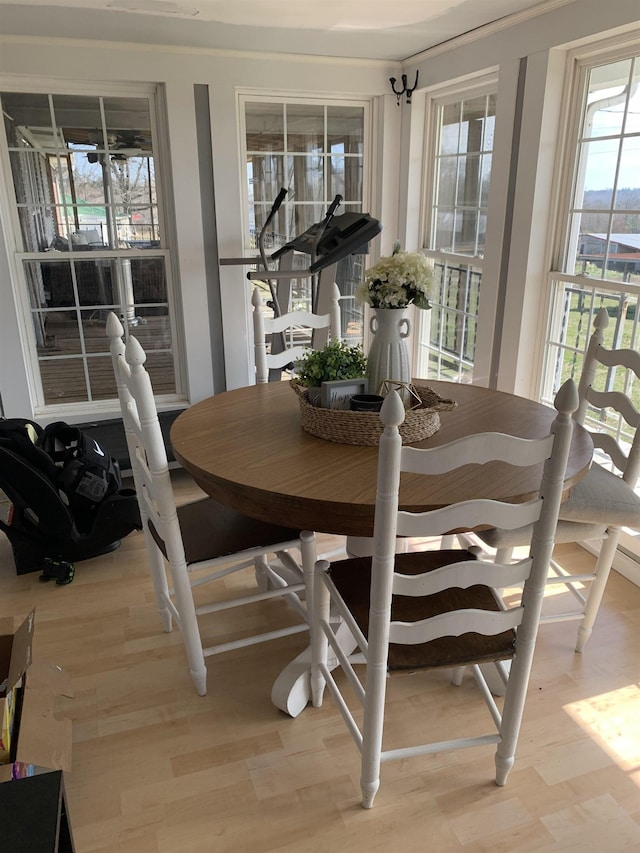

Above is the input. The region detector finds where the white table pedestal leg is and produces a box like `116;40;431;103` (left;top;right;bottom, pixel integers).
271;620;358;717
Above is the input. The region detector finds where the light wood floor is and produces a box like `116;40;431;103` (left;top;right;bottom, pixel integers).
0;470;638;852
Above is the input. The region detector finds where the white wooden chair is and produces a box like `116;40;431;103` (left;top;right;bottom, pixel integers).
310;381;578;809
474;307;640;651
106;312;316;697
252;282;341;384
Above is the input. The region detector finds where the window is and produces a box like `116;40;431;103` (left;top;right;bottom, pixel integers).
1;88;178;408
542;51;640;419
242;98;368;345
542;46;640;563
418;88;496;381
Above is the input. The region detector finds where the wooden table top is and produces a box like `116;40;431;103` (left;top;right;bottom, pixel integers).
170;380;593;537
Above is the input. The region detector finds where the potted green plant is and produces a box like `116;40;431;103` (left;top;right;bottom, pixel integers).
294;340;368;407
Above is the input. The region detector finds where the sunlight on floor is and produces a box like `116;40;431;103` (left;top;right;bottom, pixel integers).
564;684;640;780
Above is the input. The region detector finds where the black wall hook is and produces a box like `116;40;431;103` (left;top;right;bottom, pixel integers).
389;71;419;106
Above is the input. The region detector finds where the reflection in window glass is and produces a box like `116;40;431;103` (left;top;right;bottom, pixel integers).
419;88;496;382
244;99;367;343
1;88;177;406
2;91;159;252
567;56;640;280
430;93;495;256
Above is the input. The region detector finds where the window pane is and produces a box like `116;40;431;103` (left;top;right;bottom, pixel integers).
483;95;496;149
480;154;492;207
87;356;118;400
460;96;487;154
456;154;481;206
39;310;82;355
329;155;345;198
2;92;52;139
286;104;324;153
434;210;455;252
145;350;176;395
327;106;363;153
436;156;457;208
584;59;632;139
40;357;87;404
245;102;284;152
454;209;476;253
579;138;620;207
616;136;640;206
51;94;102;143
287;154;323;203
248;154;286;204
440;103;460;155
103;96;151;152
131;257;168;308
287;203;325;238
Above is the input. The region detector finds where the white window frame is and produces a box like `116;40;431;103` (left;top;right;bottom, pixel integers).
0;77;186;420
543;31;640;579
417;72;499;385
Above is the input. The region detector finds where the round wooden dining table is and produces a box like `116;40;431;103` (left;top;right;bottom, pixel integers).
171;379;593;538
171;379;593;717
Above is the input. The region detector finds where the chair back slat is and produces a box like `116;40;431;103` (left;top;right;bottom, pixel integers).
267;309;333;336
595;343;640;375
576;307;640;490
401;433;554;475
586;388;640;431
389;606;524;646
591;431;630;474
392;557;533;597
396;498;543;538
263;345;312;372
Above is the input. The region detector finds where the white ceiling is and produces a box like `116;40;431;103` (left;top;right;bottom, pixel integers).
0;0;568;61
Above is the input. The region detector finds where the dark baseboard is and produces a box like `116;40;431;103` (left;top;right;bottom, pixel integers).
77;410;182;471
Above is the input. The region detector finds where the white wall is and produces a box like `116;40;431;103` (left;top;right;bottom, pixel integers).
0;38;397;419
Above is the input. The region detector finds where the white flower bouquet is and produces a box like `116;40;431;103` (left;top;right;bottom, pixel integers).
356;242;434;310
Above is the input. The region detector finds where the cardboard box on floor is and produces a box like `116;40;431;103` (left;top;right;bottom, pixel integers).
0;608;72;782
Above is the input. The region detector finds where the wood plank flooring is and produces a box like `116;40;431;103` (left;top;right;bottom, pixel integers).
0;470;638;852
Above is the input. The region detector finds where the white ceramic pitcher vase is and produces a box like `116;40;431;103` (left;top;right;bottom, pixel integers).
366;307;412;396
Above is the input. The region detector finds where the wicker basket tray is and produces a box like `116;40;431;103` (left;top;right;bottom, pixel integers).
291;381;457;446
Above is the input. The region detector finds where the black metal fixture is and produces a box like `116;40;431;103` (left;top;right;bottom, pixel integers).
389;71;419;106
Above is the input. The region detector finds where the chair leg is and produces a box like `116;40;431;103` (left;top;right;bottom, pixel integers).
144;531;173;633
494;615;538;787
311;561;329;707
167;554;208;696
360;679;385;808
451;666;465;686
360;614;392;809
254;553;271;592
576;527;620;653
300;530;316;619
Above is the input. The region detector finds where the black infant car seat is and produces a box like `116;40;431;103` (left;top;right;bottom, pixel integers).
0;418;141;579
